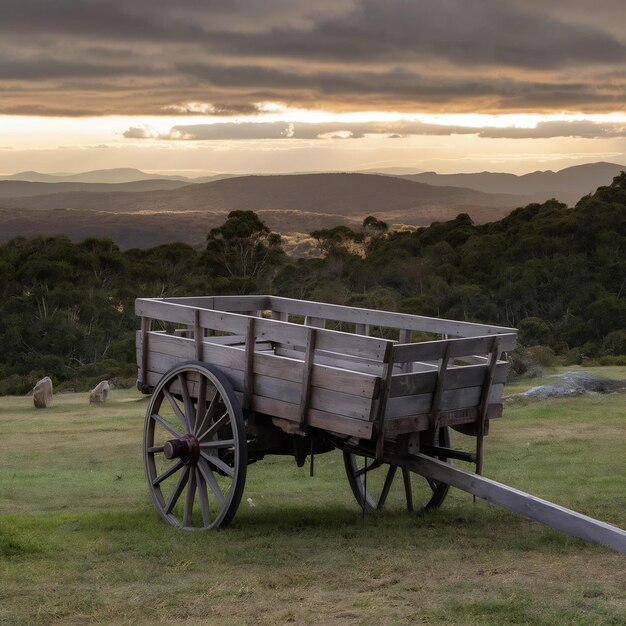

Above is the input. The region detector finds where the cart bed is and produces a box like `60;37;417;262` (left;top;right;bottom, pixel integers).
136;295;516;440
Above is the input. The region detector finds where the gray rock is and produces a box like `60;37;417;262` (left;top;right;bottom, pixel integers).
89;380;110;404
515;371;626;401
33;376;53;408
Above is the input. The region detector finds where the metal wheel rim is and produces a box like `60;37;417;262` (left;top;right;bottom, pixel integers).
143;361;247;530
343;428;451;513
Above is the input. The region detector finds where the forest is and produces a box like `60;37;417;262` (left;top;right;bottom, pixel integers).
0;173;624;395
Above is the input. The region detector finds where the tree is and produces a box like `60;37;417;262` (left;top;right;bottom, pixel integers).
204;211;284;289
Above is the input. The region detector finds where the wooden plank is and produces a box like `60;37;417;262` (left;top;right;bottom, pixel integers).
308;408;373;438
274;346;385;376
136;299;250;334
387;453;626;555
253;351;379;399
139;332;380;398
268;296;517;345
254;316;391;361
251;396;374;438
385;384;504;419
386;404;503;435
212;296;270;311
389;362;509;398
392;334;515;363
251;375;372;420
304;316;326;328
138;351;374;420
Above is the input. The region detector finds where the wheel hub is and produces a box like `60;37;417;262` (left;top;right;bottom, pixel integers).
163;434;200;465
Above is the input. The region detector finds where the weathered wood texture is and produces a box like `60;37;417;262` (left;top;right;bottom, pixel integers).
387;453;626;555
136;296;517;439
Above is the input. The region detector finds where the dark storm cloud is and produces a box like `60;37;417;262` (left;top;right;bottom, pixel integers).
204;0;626;69
124;119;626;141
1;0;625;115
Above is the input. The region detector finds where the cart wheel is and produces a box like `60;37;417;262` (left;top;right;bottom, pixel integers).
343;428;451;513
143;361;247;530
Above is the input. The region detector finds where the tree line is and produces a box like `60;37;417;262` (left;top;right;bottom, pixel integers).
1;173;624;394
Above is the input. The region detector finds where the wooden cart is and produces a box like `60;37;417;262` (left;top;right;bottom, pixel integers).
136;295;626;553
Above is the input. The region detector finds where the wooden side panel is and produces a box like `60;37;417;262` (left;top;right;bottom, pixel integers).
136;331;378;422
268;296;517;344
392;334;515;363
137;369;373;439
274;346;385;376
385;384;504;418
389;362;509;398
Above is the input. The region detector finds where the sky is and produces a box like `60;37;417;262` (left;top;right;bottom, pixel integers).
1;0;625;176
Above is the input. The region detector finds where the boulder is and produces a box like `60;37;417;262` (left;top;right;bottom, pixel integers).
89;380;110;404
508;371;626;402
33;377;53;408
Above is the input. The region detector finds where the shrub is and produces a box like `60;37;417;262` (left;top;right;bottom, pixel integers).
526;345;557;368
602;330;626;356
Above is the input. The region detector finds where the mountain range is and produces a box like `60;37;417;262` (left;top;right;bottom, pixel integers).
0;162;623;250
400;161;625;205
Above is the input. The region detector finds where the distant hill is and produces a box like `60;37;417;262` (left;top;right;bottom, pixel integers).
0;179;190;198
0;173;525;248
401;162;626;205
0;208;357;249
1;168;234;185
0;172;521;218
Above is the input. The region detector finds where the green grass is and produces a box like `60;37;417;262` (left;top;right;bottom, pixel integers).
1;368;625;625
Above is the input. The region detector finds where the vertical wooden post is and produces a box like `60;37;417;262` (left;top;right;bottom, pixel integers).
355;323;369;335
194;309;203;361
140;316;151;387
243;317;256;410
299;327;317;430
398;329;412;373
375;343;395;460
430;342;451;440
475;337;500;476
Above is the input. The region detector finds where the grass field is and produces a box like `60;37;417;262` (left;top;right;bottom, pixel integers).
1;367;625;625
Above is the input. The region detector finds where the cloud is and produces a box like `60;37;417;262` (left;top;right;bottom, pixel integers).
123;126;157;139
0;0;625;116
124;119;626;142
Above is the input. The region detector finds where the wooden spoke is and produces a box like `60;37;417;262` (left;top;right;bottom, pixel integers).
354;459;382;478
197;412;229;443
343;427;451;514
165;466;189;514
199;439;235;449
152;460;184;486
195;375;208;433
195;468;211;527
200;451;235;478
177;373;194;433
402;468;414;513
198;458;226;506
143;361;247;530
183;468;197;528
377;465;397;509
151;413;183;439
162;389;190;434
194;391;219;438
